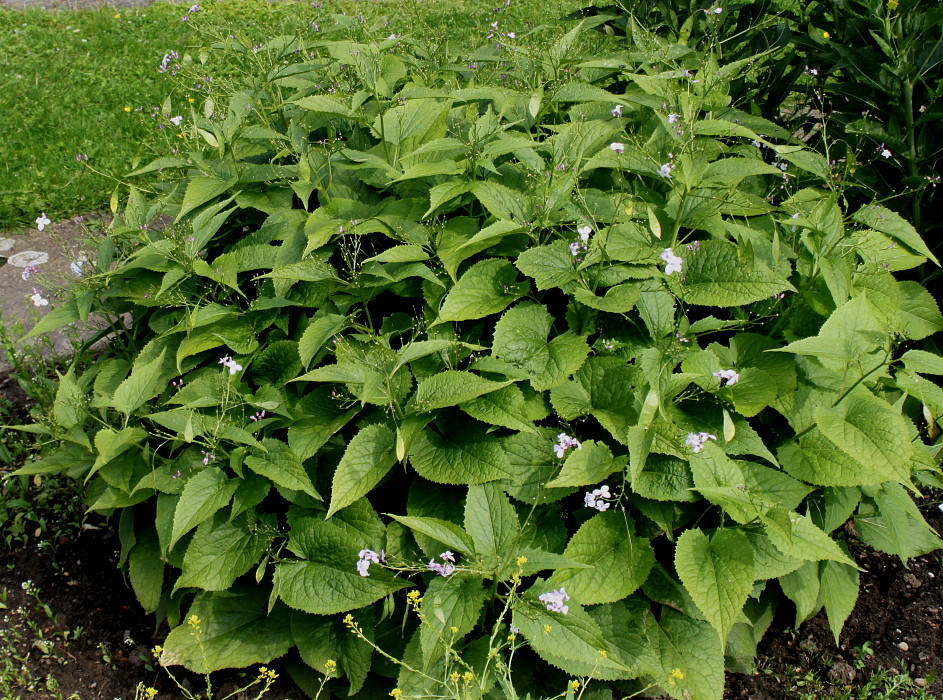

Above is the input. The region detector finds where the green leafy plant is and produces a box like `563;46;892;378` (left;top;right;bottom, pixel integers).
16;10;943;700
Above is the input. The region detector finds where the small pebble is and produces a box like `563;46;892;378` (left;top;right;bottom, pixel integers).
915;679;926;688
897;641;909;651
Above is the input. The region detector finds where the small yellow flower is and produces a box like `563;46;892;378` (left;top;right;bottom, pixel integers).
671;668;685;680
144;688;158;700
389;690;402;698
450;626;459;634
187;614;201;628
151;645;163;658
462;672;474;684
822;30;831;39
343;613;355;625
124;106;132;113
597;649;608;659
325;659;337;670
570;680;580;691
178;132;185;138
113;13;121;18
543;624;552;634
188;97;195;103
887;0;898;8
507;633;516;642
450;671;462;682
516;555;528;566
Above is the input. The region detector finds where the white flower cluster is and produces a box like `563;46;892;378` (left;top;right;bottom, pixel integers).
356;549;383;577
685;432;717;453
713;369;740;386
660;248;683;275
584;484;611;511
539;588;570;615
553;433;582;459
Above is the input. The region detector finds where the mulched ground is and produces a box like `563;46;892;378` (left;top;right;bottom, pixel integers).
0;508;940;700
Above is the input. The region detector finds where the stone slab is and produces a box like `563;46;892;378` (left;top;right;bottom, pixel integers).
0;215;105;374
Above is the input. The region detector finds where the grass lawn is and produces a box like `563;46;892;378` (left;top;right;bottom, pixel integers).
0;0;585;230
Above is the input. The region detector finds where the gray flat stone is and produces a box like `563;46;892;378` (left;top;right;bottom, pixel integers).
0;215;107;374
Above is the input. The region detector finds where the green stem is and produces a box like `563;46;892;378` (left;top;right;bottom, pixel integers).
902;79;921;231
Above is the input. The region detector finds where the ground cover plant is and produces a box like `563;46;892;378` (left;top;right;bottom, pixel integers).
9;2;943;700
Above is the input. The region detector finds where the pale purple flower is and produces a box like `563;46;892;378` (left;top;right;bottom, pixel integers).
609;142;625;154
660;248;683;275
356;549;381;577
188;2;199;11
685;432;717;453
539;588;570;614
428;551;456;576
200;450;215;465
20;265;37;281
658;162;675;178
578;225;592;242
879;145;892;158
169;115;183;126
667;113;680;124
611;104;623;117
713;369;740;386
553;433;582;459
218;356;243;374
250;410;267;422
584;484;611;511
35;213;51;231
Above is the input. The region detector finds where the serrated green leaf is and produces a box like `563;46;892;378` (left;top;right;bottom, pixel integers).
298;313;348;368
546;511;654;605
545;441;622;488
572;284;640;313
420;576;486;666
171;467;239;549
898;281;943;340
852;204;939;265
812;393;911;484
461;384;540;433
820;559;859;644
276;511;408;615
160;588;292;673
435;258;526;324
515;242;579;291
511;596;633;678
386;515;475;554
177;512;272;592
408;424;510;484
682;241;794;306
112;348;167;415
674;529;754;643
642;609;725;700
328;424;396;517
129;526;164;613
764;511;855;566
175;176;238;223
291;609;374;694
464;483;520;569
245;439;320;501
407;370;514;413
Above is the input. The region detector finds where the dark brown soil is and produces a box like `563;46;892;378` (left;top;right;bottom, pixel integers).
726;501;943;699
0;529;308;699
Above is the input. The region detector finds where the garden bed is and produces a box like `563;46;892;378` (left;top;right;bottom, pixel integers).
0;518;940;699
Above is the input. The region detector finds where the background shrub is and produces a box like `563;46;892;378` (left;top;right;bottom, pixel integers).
16;7;943;700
